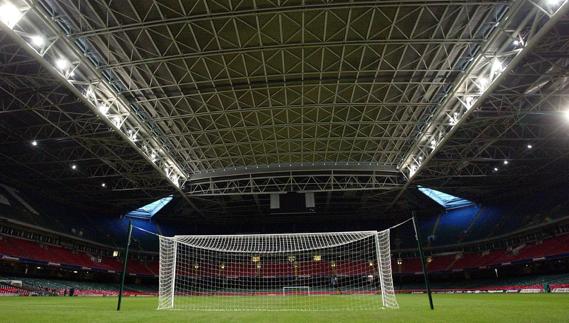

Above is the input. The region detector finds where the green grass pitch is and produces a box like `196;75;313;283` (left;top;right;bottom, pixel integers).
1;294;569;322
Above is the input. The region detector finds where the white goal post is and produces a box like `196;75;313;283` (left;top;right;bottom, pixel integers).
158;230;399;311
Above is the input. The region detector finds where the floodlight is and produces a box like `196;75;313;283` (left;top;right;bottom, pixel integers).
97;104;109;115
30;35;45;47
71;164;77;170
31;140;38;146
430;139;437;149
127;129;138;142
493;167;499;172
491;59;503;74
85;87;95;99
101;183;107;188
465;96;474;109
409;164;417;177
55;58;69;71
112;250;119;257
503;160;509;165
0;2;23;29
527;144;533;149
111;116;122;127
478;77;489;90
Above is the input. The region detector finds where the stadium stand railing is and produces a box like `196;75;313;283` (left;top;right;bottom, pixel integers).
0;277;157;297
2;231;569;277
0;235;156;276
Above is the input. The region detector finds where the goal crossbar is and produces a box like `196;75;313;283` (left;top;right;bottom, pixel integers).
169;231;378;254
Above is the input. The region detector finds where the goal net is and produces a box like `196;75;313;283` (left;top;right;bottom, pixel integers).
158;230;398;311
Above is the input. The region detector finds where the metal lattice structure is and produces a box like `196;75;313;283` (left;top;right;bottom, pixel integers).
1;0;568;217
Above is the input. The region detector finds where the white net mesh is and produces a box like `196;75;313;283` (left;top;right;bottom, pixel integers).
158;230;398;311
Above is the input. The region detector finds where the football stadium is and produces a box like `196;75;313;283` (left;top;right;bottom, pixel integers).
1;0;569;322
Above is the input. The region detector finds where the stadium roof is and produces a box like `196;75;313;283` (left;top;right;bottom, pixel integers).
0;0;568;220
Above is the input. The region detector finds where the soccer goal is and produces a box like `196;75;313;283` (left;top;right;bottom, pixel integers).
157;230;398;311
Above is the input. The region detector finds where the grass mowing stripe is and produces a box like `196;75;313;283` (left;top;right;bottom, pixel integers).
0;294;568;322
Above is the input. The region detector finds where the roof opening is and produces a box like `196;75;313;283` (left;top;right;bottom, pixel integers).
125;195;173;218
418;186;474;210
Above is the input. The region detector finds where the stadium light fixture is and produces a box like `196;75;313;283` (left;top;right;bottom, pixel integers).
101;182;107;188
491;59;504;75
30;35;45;48
478;77;489;91
55;58;69;71
547;0;562;6
71;164;77;170
493;167;499;172
0;2;23;29
429;139;437;150
503;160;509;165
127;129;138;142
563;109;569;121
464;96;474;110
527;144;533;149
111;116;122;128
97;104;110;115
150;151;158;162
112;251;119;257
408;164;418;177
449;112;459;126
85;86;95;100
31;140;38;147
